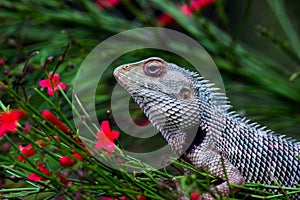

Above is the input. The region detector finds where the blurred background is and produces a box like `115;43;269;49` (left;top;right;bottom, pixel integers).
0;0;299;141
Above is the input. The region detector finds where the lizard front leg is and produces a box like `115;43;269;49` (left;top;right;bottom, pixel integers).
188;150;245;199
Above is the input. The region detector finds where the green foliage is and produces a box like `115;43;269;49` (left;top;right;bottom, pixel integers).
0;0;299;199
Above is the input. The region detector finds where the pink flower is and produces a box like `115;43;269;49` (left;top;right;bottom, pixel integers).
0;110;26;139
0;59;4;65
117;157;123;164
95;121;119;152
39;73;66;96
28;162;51;182
53;135;59;141
18;144;36;163
181;4;193;16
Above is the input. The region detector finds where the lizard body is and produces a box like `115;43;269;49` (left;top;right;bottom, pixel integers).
113;57;300;199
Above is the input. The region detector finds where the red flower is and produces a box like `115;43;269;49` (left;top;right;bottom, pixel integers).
117;157;123;164
37;139;47;147
28;173;43;182
2;141;10;153
136;195;146;200
37;162;51;176
28;162;51;182
39;73;66;96
157;13;174;26
42;110;70;133
53;135;59;141
37;135;59;147
73;152;84;161
59;155;76;167
75;137;84;147
100;196;128;200
0;59;4;65
192;0;214;10
190;191;200;200
59;175;70;186
95;121;119;152
181;0;215;16
181;4;193;16
18;144;36;163
0;110;26;139
87;147;95;155
95;0;120;9
59;152;84;167
23;123;31;133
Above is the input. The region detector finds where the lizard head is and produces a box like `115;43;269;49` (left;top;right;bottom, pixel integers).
114;57;203;154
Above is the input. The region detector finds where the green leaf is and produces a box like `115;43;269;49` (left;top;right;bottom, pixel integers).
266;0;300;59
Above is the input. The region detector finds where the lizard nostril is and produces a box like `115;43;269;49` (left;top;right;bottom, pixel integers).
123;65;130;71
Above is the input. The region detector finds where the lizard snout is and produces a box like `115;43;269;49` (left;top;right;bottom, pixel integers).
113;66;123;80
113;65;131;79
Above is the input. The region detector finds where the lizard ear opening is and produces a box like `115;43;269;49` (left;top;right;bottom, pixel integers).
179;88;192;100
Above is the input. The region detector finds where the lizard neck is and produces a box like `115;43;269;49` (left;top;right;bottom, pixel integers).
158;77;230;154
195;79;229;145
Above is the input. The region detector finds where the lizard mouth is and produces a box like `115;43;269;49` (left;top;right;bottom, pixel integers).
114;66;153;90
113;66;124;82
114;66;173;99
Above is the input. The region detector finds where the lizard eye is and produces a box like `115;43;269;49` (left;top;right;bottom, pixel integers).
179;88;192;100
143;60;165;77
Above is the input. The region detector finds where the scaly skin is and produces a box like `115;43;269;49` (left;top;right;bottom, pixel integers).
114;57;300;199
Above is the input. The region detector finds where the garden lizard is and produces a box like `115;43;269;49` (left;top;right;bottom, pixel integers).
113;57;300;199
